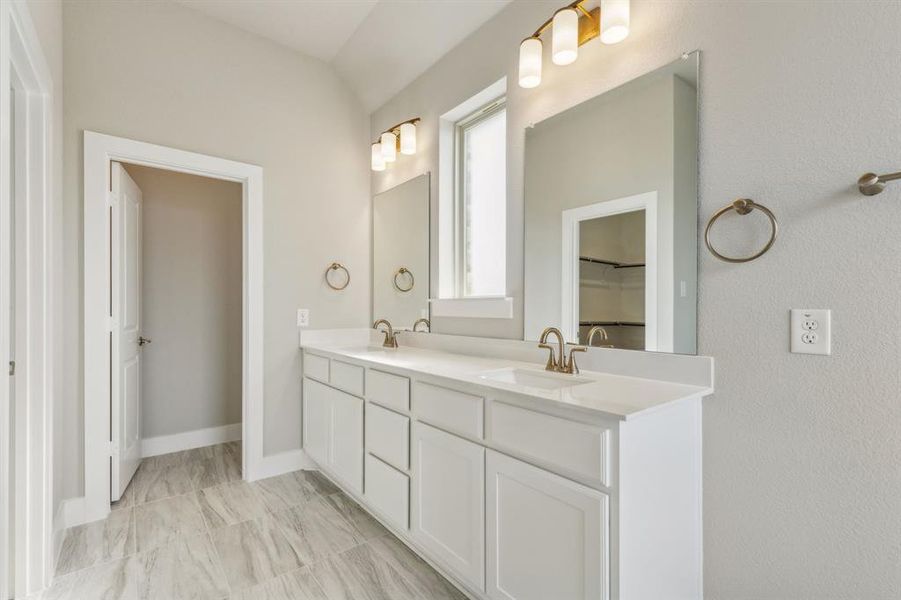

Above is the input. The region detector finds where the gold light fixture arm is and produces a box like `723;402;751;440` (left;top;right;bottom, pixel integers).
528;0;599;44
372;117;421;146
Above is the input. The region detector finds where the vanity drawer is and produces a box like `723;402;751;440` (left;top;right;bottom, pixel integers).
413;382;484;439
330;359;364;396
367;369;410;412
365;454;410;530
366;403;410;471
489;402;610;487
304;352;329;383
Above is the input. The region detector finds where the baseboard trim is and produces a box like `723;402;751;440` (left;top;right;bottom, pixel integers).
141;423;242;458
53;496;88;552
251;449;315;481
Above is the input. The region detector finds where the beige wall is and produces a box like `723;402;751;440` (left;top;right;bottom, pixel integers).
372;0;901;596
62;1;370;500
123;165;242;439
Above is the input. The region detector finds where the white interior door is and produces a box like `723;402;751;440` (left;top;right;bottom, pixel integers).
110;162;143;501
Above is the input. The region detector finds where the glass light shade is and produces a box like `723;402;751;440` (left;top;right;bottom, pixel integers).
600;0;630;44
552;8;579;66
518;37;542;88
380;132;397;162
400;122;416;155
371;143;385;171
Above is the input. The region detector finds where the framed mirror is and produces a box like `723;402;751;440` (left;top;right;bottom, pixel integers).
523;53;699;354
372;173;430;329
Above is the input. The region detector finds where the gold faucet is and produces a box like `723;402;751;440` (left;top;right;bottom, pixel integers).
373;319;398;348
538;327;587;374
586;326;613;348
412;318;430;332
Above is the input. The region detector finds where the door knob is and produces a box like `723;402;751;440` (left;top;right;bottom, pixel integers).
138;336;152;346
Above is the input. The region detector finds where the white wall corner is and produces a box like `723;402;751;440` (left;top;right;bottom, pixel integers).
251;449;316;482
54;496;87;544
429;297;514;319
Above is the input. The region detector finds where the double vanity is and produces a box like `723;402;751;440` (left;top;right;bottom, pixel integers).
318;50;709;600
300;328;713;600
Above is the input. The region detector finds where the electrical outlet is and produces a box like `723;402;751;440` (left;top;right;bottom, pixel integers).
297;308;310;327
791;309;831;355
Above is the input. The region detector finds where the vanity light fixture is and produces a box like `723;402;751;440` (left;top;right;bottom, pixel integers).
552;7;580;65
371;143;386;171
371;117;421;171
599;0;630;44
380;131;397;162
518;0;629;89
400;122;416;155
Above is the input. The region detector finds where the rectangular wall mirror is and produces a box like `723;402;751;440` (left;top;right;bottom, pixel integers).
523;52;699;354
372;173;430;329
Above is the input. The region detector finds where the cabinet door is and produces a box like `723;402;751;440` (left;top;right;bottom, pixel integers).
302;378;330;466
411;422;485;591
330;387;364;493
486;450;608;600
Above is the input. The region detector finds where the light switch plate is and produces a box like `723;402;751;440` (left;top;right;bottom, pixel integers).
790;309;831;355
297;308;310;327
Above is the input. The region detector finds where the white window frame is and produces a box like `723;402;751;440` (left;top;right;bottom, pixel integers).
453;96;507;299
434;77;512;320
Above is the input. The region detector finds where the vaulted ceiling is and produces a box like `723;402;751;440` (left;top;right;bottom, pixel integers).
176;0;513;111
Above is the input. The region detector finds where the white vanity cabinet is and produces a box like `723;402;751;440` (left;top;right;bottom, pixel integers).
301;378;330;465
486;450;607;600
300;347;707;600
301;374;363;492
411;421;485;591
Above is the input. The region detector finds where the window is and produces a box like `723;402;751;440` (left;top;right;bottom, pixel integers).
455;98;506;297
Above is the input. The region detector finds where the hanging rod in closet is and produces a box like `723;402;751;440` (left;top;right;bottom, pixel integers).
579;256;646;269
579;321;646;328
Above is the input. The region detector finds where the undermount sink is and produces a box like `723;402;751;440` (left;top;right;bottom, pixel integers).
477;367;594;391
341;345;393;354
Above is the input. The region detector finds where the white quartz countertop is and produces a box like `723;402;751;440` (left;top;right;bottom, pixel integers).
301;341;713;421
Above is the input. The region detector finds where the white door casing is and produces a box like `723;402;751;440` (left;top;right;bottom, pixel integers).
1;1;55;595
110;163;143;501
84;132;264;524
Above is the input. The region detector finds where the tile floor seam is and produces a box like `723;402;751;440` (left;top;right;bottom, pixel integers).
201;529;233;599
363;538;427;599
195;492;235;600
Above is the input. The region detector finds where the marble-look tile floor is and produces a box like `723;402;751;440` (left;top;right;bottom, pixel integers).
42;443;465;600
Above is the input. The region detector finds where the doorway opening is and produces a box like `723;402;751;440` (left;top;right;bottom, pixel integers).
108;163;244;507
561;191;661;351
83;132;264;525
578;210;647;350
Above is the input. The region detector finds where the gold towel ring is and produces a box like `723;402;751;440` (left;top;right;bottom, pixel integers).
325;262;350;290
705;198;778;263
393;267;414;292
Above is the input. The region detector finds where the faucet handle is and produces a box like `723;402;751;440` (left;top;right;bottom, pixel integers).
538;343;557;371
565;344;588;374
